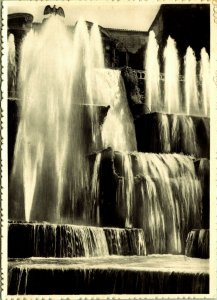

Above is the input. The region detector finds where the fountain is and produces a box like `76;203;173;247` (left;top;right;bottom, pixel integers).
145;31;161;112
135;31;210;158
164;36;180;114
185;46;200;115
8;10;209;295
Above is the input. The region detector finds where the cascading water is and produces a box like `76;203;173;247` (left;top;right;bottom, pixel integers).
92;151;202;254
32;224;110;258
8;33;17;98
8;222;146;258
171;114;198;156
93;69;137;151
185;229;209;258
163;36;180;114
145;31;161;112
158;114;171;152
8;10;210;295
8;255;209;295
134;152;202;253
200;48;210;116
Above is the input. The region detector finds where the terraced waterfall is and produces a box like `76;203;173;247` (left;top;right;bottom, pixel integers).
8;15;209;295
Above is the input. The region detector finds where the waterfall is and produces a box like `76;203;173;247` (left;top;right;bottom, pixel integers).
134;152;202;253
8;255;209;294
158;114;171;152
171;115;198;156
145;31;161;112
91;151;202;254
7;10;210;296
8;222;146;258
185;229;209;258
104;228;146;255
33;224;110;257
164;36;180;114
94;69;137;151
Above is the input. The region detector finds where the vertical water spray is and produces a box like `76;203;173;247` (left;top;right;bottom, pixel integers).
71;19;92;104
90;23;105;68
145;31;161;112
10;16;94;223
184;47;199;115
89;23;105;147
8;33;17;97
65;20;95;221
164;36;180;114
200;48;210;116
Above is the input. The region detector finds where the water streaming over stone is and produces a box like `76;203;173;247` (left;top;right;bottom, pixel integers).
92;151;203;254
8;255;209;295
157;113;171;152
104;228;146;255
8;222;146;258
93;69;137;151
135;113;205;157
171;114;198;156
145;31;161;112
185;229;209;258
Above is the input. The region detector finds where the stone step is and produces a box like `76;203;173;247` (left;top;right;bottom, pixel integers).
8;222;146;258
8;255;209;295
134;112;209;158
